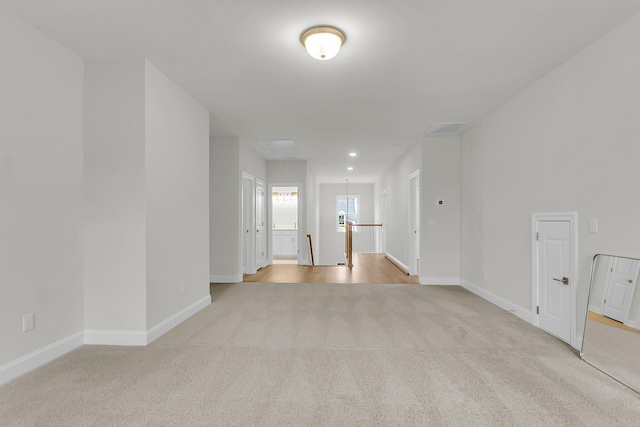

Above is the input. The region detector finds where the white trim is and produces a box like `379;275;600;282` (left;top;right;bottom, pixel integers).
242;172;256;275
0;331;84;386
84;330;147;346
531;212;578;349
147;295;211;344
381;190;387;254
385;253;409;274
420;277;460;286
461;279;532;323
408;169;420;276
588;304;603;315
255;178;266;271
87;296;211;346
0;295;212;386
268;182;304;266
210;275;243;283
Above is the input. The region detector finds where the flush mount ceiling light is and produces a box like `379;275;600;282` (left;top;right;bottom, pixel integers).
300;25;346;60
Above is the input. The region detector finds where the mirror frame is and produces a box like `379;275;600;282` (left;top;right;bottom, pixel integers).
581;253;640;393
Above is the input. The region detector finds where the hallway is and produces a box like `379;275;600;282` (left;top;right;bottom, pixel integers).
243;253;418;284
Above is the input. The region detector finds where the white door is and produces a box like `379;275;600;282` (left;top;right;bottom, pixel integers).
381;191;387;254
603;257;640;323
409;171;420;276
242;174;255;274
255;180;265;269
536;220;572;343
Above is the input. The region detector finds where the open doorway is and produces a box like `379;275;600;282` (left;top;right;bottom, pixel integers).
272;186;299;264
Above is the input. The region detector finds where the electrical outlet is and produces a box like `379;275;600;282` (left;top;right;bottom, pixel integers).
23;313;34;332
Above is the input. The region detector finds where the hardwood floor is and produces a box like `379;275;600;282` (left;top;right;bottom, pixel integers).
244;253;418;284
588;310;640;334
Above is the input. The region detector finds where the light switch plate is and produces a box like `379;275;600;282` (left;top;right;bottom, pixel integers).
23;313;34;332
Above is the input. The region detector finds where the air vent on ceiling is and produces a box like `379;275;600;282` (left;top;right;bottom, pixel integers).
424;122;468;135
258;139;300;157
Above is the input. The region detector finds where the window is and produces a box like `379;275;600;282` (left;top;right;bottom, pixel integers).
337;195;359;232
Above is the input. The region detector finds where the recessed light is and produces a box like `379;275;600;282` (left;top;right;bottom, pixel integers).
347;167;354;171
349;152;357;157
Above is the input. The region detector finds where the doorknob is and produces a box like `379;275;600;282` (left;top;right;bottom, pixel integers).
627;279;633;283
553;277;569;285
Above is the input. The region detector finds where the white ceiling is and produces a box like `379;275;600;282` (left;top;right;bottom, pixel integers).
3;0;639;183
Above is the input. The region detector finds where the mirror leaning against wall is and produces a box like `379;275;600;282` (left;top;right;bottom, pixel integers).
582;254;640;393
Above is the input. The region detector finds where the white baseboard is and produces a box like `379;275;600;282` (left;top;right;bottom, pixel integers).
588;305;603;315
147;295;210;344
0;295;212;385
420;277;460;286
86;295;211;346
210;275;242;283
461;279;532;323
84;330;147;346
385;253;409;274
0;331;84;386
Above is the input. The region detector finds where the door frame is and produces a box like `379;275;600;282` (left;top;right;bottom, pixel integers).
408;169;420;276
242;171;256;274
602;257;640;325
255;179;266;270
268;182;304;265
381;190;387;254
531;212;578;348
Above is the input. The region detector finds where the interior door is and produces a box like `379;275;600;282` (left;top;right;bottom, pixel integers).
255;180;264;269
536;220;572;343
409;171;420;275
381;191;387;254
603;257;640;323
242;174;255;274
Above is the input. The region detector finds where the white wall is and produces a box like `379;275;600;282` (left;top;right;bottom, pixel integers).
84;60;147;332
210;135;242;281
318;183;374;265
272;196;298;227
420;137;461;284
0;7;84;367
267;160;309;264
460;12;640;336
240;143;267;183
144;61;210;328
374;143;422;270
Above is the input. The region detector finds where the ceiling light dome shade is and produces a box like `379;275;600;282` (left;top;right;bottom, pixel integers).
300;26;346;60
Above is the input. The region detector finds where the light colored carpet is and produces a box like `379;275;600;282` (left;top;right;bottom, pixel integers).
582;318;640;393
1;283;639;426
